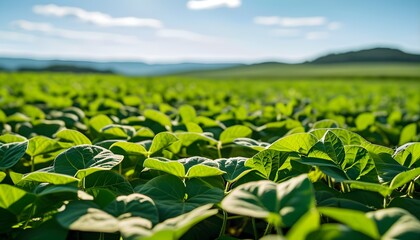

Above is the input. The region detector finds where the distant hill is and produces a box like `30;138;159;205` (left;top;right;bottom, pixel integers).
178;47;420;79
0;58;241;76
310;47;420;64
17;65;114;74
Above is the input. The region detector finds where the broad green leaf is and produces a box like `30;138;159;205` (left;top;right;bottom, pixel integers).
148;132;178;155
269;133;318;154
0;134;26;143
233;138;268;151
389;167;420;190
56;201;120;233
144;156;224;178
300;157;349;182
136;175;223;221
219;125;252;144
215;157;251;183
355;113;375;131
311;119;339;129
89;114;113;136
399;123;417;145
179;105;197;123
0;141;28;170
120;204;217;240
307;224;372;240
0;184;35;215
245;149;294;181
367;208;420;239
286;209;320;240
393;143;420;168
110;141;148;156
344;180;392;197
18;172;79;185
144;109;172;130
342;146;377;182
84;170;133;195
0;172;5;182
310;128;365;146
56;129;91;146
104;194;159;225
175;132;218;146
53;145;124;176
27;136;61;157
309;131;345;164
221;174;315;227
101;124;136;139
318;207;379;239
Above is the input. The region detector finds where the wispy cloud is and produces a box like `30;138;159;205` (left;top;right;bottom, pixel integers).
156;29;219;43
33;4;162;28
0;31;37;42
270;29;301;37
254;16;327;27
187;0;241;10
14;20;143;44
327;22;342;31
305;31;329;40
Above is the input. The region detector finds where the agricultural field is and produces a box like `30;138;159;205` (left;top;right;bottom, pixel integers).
0;72;419;240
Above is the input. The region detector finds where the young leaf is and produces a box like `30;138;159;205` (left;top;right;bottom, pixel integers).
219;125;252;144
53;145;124;176
0;141;28;170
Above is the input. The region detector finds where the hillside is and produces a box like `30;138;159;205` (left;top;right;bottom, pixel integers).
311;47;420;64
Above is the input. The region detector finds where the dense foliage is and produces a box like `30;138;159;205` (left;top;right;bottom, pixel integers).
0;73;419;240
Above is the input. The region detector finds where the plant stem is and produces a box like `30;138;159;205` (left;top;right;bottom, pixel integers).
263;223;273;236
23;204;36;229
252;218;258;240
275;224;283;236
217;141;222;159
219;210;228;238
224;182;231;194
31;156;35;172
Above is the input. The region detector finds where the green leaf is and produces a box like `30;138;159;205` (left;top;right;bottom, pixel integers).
0;172;5;182
144;156;224;178
233;138;268;151
286;209;320;240
175;132;218;146
399;123;417;145
27;136;61;157
148;132;178;155
215;157;252;183
179;105;197;123
56;129;91;146
307;224;372;240
144;109;172;130
342;146;377;182
53;145;124;176
310;128;365;146
56;201;120;233
221;174;315;227
101;124;136;139
0;134;27;143
15;218;68;240
89;114;114;137
269;133;318;154
110;141;148;156
104;193;159;225
219;125;252;144
84;170;133;196
245;149;294;181
389;167;420;190
120;204;217;240
318;207;379;239
394;143;420;168
355;113;375;131
0;184;36;215
137;175;223;221
0;141;28;170
18;172;79;185
309;131;345;165
367;208;420;239
344;180;392;197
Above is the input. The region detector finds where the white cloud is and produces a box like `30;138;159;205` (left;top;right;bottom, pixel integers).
305;31;329;40
270;29;301;37
254;16;327;27
156;29;219;42
14;20;143;44
33;4;162;28
327;22;342;31
0;31;37;42
187;0;241;10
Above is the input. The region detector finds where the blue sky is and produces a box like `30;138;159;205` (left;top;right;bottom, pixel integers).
0;0;419;63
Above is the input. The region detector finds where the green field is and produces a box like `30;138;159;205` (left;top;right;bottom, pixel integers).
0;72;419;240
179;63;420;79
